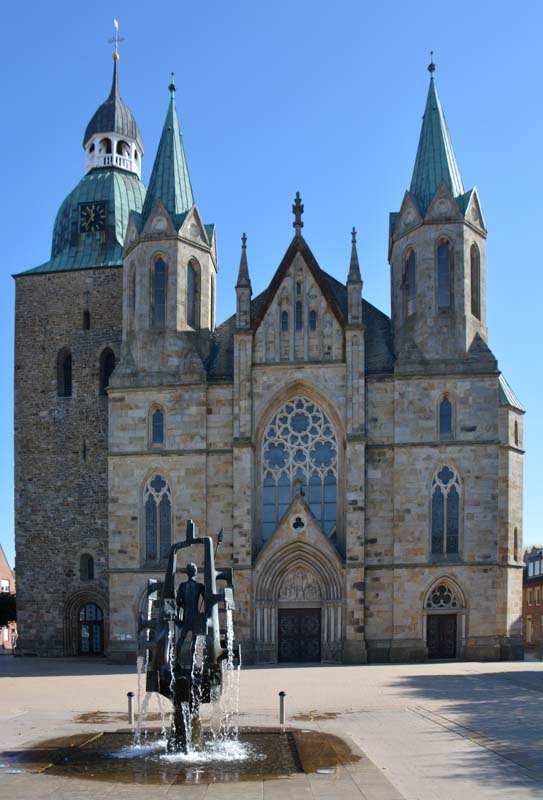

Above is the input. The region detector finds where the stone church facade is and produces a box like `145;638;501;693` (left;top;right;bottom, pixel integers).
14;56;525;663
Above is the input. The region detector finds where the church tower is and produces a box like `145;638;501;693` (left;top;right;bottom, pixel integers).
389;60;489;367
118;79;217;380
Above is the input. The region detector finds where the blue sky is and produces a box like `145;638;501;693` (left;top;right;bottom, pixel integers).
1;1;541;568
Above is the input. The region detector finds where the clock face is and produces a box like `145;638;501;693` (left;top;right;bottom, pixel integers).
79;202;107;233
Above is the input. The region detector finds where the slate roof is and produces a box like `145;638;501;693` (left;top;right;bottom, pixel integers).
83;60;143;151
139;92;194;230
18;169;146;275
499;374;525;412
410;76;464;215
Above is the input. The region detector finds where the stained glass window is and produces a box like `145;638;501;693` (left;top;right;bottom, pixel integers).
439;397;452;437
152;408;164;445
187;262;197;327
437;241;451;309
470;244;481;319
144;475;172;561
431;466;460;555
296;302;303;331
309;310;317;331
281;310;289;331
153;258;166;325
403;250;416;317
262;396;338;540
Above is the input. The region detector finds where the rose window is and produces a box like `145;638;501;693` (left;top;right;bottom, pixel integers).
262;397;337;540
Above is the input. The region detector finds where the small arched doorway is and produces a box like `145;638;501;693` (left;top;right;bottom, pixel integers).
78;603;104;655
424;580;466;659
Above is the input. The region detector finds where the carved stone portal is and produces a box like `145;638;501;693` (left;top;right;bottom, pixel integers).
279;568;321;601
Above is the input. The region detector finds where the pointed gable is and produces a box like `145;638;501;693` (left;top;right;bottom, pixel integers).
410;74;464;214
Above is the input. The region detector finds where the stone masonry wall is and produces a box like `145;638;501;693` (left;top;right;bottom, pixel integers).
14;267;122;655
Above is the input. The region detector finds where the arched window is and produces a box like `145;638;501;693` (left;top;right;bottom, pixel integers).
130;264;136;325
210;274;215;330
144;475;172;561
151;407;164;445
57;348;72;397
151;257;166;326
99;348;115;395
99;138;112;154
281;310;289;332
403;249;416;317
470;244;481;319
437;240;452;309
83;310;91;330
80;554;94;581
116;140;130;156
295;301;303;331
262;396;338;540
187;261;200;328
431;466;461;555
309;310;317;331
439;397;453;438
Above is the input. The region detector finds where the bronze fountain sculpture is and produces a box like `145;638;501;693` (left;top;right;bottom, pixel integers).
138;520;239;752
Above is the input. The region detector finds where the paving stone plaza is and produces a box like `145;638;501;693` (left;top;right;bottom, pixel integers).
1;656;543;799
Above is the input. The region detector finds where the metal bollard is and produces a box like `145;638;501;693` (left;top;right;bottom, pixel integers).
279;690;286;727
127;691;135;726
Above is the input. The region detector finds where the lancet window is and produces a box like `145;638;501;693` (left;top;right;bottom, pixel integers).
470;244;481;319
57;348;72;397
262;396;338;540
99;348;115;395
437;240;452;309
439;397;453;438
403;249;417;317
151;407;164;445
144;475;172;562
187;261;200;328
431;466;461;555
152;257;166;325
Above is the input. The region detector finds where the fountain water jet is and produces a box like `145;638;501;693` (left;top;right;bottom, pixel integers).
137;520;240;754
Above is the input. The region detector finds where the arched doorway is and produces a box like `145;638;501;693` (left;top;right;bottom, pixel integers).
424;580;466;659
78;603;104;655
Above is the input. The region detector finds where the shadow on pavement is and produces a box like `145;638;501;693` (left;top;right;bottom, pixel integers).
0;656;133;679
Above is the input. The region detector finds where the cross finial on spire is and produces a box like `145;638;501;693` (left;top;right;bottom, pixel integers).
241;232;247;249
292;191;304;236
428;51;436;76
351;226;357;245
169;72;176;97
108;19;124;61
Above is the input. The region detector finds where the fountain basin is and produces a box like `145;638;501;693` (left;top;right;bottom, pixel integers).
0;728;359;784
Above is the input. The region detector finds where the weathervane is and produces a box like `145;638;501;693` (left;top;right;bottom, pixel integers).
109;19;124;60
428;50;436;75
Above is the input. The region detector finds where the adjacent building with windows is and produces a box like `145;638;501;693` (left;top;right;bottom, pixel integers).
0;545;16;652
14;54;525;663
522;547;543;649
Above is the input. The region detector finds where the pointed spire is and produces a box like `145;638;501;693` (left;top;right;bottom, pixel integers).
409;58;464;214
83;56;143;151
236;233;251;289
348;226;362;283
141;80;194;226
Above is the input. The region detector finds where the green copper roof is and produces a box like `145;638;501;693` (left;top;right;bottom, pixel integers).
19;168;146;274
499;374;525;412
140;92;194;229
410;76;464;214
83;59;143;151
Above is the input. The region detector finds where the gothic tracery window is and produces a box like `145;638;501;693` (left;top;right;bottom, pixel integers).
425;583;461;609
431;466;460;555
262;396;338;540
144;475;172;561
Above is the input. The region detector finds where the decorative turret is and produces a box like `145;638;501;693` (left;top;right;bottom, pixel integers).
140;77;194;229
347;227;363;326
83;51;144;178
236;233;252;329
389;57;489;366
